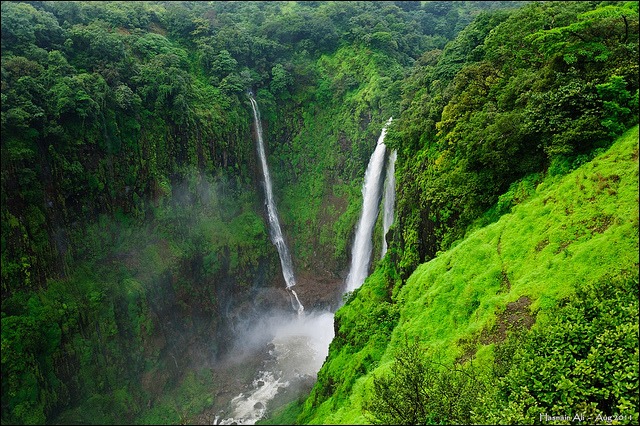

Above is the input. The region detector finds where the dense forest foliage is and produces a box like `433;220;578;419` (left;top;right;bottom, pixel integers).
1;0;638;424
387;0;639;279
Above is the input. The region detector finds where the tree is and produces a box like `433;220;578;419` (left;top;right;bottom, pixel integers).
0;2;63;53
363;338;488;425
489;271;639;424
209;49;238;80
270;63;293;98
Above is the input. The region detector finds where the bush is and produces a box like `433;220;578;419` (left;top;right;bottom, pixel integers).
490;270;640;424
363;337;489;425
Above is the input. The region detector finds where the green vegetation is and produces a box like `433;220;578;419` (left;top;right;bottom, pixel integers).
1;171;273;424
300;126;639;424
361;268;639;425
362;337;489;425
2;1;638;424
389;0;639;280
258;397;307;426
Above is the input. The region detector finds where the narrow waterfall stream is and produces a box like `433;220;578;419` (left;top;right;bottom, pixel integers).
213;95;329;425
248;94;303;315
345;118;393;292
381;149;397;258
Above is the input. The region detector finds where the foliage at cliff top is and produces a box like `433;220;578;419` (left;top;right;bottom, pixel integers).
0;0;514;295
387;0;638;280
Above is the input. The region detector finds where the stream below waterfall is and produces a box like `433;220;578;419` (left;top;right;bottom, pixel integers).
210;309;334;425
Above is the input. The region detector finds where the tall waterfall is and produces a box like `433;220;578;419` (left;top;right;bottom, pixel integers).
345;118;393;293
381;149;397;258
248;94;303;314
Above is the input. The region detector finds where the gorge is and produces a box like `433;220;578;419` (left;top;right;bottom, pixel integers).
214;115;398;424
1;1;638;425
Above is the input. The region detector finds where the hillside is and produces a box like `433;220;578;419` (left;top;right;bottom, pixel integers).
296;125;639;424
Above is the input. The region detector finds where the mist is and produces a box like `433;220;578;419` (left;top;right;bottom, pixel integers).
104;168;340;424
213;308;335;425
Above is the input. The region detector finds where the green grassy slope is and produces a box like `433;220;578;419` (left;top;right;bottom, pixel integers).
299;125;639;424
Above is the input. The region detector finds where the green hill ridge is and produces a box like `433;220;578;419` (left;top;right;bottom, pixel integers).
294;125;639;425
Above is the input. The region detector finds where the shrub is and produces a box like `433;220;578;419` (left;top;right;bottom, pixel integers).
363;337;489;425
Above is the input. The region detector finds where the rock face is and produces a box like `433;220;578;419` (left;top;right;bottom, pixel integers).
289;270;345;312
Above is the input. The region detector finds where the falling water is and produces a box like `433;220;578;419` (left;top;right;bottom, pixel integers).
381;149;397;258
248;94;303;314
345;118;393;293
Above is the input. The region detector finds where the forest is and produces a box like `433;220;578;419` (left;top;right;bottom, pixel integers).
1;1;638;424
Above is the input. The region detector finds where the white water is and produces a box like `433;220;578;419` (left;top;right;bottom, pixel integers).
215;370;286;425
215;312;334;425
345;118;393;293
381;149;397;258
248;95;303;314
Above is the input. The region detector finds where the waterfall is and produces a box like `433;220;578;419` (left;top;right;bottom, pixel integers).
381;149;397;258
345;118;393;293
248;95;303;314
